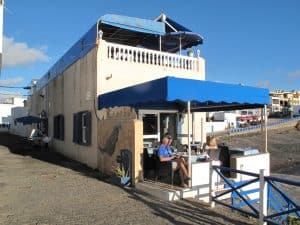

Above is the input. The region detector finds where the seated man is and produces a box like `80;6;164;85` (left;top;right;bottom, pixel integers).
157;136;190;187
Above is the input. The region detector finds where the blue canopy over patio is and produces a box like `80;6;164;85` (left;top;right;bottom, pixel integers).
98;77;269;112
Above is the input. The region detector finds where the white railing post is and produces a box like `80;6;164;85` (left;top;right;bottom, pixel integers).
209;160;215;208
259;169;267;225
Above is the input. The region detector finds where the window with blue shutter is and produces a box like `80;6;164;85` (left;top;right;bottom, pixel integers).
53;115;64;140
73;111;91;146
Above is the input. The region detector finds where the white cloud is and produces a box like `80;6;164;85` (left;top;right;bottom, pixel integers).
0;76;24;85
256;80;271;89
2;36;49;68
288;69;300;78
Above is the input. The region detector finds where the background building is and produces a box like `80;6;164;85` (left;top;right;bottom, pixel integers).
269;90;300;116
0;96;26;124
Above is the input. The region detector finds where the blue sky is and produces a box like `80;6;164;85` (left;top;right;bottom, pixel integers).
1;0;300;96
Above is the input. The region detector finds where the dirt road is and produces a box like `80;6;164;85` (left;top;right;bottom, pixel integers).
0;133;255;225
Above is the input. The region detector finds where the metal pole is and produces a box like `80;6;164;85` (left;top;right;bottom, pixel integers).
179;36;182;55
264;105;268;153
201;117;204;144
209;160;215;208
261;108;264;152
259;169;267;225
159;36;162;52
187;101;191;186
192;112;195;144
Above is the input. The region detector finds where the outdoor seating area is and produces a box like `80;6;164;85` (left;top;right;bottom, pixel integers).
98;75;271;201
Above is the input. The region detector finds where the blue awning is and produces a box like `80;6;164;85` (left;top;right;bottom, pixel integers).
15;116;42;125
155;14;203;52
162;31;203;53
98;77;269;111
99;14;165;35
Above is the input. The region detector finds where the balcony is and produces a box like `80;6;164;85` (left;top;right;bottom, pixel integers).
98;40;205;94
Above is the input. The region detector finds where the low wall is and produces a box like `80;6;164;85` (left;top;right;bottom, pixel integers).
97;107;143;185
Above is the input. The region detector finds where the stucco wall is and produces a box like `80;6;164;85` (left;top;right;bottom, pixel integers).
97;107;143;185
29;48;98;169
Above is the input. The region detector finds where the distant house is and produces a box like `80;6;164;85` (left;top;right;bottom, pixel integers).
269;90;300;116
0;96;26;124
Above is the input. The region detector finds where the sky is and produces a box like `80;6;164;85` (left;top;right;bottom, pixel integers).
0;0;300;96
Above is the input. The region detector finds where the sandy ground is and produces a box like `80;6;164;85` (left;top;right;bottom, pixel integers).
218;125;300;175
0;133;256;225
218;125;300;202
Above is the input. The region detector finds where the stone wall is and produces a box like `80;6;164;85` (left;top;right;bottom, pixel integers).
97;107;143;185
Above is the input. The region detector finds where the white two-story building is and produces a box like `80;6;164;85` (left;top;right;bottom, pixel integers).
29;13;269;186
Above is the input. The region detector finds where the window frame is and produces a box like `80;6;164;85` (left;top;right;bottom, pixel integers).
53;114;64;140
73;111;91;146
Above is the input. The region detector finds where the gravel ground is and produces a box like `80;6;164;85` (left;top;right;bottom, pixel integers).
218;125;300;175
218;125;300;203
0;133;256;225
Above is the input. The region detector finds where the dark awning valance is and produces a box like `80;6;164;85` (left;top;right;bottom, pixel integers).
15;116;42;125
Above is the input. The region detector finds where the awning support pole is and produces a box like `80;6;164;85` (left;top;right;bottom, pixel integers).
187;101;191;186
201;117;204;144
261;108;264;152
179;36;182;55
264;105;268;153
159;36;162;52
192;112;195;144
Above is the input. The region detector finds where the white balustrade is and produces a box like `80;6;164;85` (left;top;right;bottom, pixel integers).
106;42;199;72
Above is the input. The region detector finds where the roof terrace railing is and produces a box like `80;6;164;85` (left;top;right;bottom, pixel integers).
105;41;200;72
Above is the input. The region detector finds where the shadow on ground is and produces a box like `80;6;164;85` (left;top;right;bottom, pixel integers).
0;132;255;225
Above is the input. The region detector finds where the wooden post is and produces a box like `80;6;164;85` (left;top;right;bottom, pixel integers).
259;169;267;225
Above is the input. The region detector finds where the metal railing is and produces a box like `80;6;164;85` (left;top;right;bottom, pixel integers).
106;42;200;72
228;117;300;135
210;165;300;225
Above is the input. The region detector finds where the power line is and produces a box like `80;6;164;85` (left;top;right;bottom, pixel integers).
0;93;29;96
0;85;31;89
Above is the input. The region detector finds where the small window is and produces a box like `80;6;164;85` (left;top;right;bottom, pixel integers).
73;111;91;146
53;115;64;140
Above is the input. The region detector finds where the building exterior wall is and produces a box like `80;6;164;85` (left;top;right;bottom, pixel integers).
29;34;206;176
29;48;98;169
180;112;207;144
96;38;206;145
97;107;143;185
